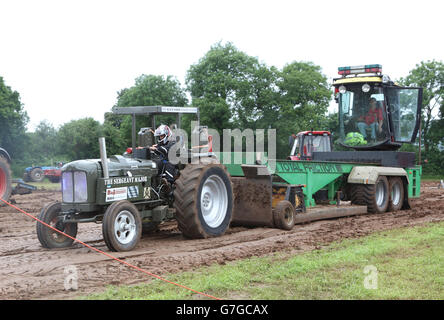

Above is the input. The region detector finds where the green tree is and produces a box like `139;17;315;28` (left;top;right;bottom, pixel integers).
400;60;444;152
27;120;58;163
57;118;102;160
274;61;332;157
116;74;188;108
186;42;279;132
0;76;29;158
277;61;331;130
101;121;126;156
111;74;188;146
186;43;332;158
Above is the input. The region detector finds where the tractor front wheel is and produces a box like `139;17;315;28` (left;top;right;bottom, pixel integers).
273;200;296;230
102;200;142;252
36;201;78;248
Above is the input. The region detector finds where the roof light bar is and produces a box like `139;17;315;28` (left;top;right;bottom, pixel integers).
338;64;382;76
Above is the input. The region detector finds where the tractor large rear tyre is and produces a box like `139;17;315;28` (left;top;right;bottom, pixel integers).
30;167;45;182
0;157;12;206
174;162;233;239
388;177;404;212
350;175;389;214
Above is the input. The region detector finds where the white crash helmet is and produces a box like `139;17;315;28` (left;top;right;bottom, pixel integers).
154;124;171;144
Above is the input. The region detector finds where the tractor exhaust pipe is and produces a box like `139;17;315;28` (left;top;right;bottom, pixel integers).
99;137;109;179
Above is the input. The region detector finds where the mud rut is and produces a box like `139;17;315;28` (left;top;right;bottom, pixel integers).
0;182;443;299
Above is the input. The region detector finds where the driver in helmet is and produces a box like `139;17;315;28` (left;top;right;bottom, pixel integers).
150;124;178;184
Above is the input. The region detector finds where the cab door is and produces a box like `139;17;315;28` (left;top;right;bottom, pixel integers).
385;87;423;143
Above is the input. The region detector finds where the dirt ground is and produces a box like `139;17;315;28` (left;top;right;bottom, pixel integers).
0;181;443;300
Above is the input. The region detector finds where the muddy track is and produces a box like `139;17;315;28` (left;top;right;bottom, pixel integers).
0;182;443;299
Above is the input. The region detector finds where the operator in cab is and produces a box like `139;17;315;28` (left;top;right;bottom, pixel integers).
149;124;178;184
357;97;384;141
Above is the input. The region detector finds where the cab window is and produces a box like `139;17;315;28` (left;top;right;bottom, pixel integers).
338;85;389;147
386;87;422;143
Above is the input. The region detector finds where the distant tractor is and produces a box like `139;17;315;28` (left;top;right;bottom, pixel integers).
288;131;332;160
24;163;63;183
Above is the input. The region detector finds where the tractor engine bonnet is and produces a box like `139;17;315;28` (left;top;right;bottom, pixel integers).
62;155;157;177
61;155;158;209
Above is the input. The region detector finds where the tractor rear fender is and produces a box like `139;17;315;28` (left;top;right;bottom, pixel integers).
347;166;409;185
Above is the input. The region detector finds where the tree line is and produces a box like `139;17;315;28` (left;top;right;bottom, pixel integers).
0;42;442;177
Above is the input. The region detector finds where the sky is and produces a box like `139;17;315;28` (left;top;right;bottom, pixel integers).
0;0;443;131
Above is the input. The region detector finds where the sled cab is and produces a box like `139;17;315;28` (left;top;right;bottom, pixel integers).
333;65;422;150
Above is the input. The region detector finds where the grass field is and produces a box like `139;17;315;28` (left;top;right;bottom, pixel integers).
84;221;444;300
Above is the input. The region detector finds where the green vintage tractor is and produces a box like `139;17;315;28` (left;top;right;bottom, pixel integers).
36;106;234;252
